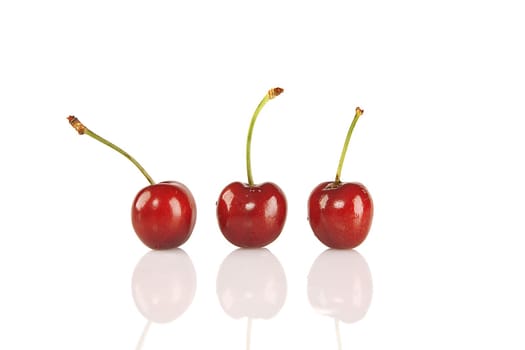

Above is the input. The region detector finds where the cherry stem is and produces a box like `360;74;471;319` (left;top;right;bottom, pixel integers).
334;107;364;184
246;87;284;186
67;116;155;185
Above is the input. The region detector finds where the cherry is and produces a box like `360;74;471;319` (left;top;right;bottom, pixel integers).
216;88;287;248
307;107;373;249
131;181;196;249
67;116;196;249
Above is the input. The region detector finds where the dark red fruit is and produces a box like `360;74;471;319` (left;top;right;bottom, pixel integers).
216;88;287;248
132;181;197;250
217;182;287;248
67;116;197;250
308;181;373;249
307;107;373;249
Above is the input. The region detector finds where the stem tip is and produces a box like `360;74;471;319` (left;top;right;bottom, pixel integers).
268;87;284;99
67;116;86;135
356;107;364;117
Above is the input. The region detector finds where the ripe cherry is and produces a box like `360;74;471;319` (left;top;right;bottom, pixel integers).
216;88;287;248
67;116;196;249
307;107;373;249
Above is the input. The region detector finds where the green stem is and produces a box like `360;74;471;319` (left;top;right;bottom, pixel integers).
335;107;364;184
67;116;155;185
246;88;284;186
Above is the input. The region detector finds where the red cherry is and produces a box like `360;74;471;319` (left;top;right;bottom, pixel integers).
307;107;373;249
216;88;287;248
132;181;196;250
308;182;373;249
67;116;197;249
217;182;287;248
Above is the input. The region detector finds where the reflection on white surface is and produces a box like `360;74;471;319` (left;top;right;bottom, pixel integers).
132;249;196;323
308;249;373;324
217;248;287;319
308;249;373;349
217;248;287;349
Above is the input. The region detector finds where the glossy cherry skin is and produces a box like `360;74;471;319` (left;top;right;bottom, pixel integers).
216;182;287;248
132;181;197;250
308;181;373;249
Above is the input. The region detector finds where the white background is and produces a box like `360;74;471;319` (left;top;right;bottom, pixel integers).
1;0;524;349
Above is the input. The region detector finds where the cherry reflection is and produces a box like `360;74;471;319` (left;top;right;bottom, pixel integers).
307;249;373;349
217;248;287;349
132;249;196;349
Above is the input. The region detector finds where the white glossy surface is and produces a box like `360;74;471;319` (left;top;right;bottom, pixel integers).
1;0;525;348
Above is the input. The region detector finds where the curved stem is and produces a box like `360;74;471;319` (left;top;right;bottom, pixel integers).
67;116;155;185
335;107;364;184
246;87;284;186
